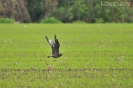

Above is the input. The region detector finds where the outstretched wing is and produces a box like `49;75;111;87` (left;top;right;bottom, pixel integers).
54;35;60;53
45;36;56;54
45;36;55;47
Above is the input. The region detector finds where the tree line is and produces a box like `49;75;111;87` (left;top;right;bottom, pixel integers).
0;0;133;23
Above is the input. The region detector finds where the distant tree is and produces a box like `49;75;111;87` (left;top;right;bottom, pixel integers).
72;0;89;21
27;0;58;22
27;0;43;22
0;0;31;22
0;0;133;23
0;3;4;15
41;0;58;19
54;0;89;22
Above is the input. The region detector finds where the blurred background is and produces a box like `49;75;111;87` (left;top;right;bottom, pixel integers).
0;0;133;23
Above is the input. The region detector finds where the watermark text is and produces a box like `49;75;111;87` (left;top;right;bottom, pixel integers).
101;1;130;6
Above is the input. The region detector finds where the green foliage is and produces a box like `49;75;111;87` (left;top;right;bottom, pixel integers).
54;0;89;23
95;18;104;23
72;20;87;24
27;0;44;22
54;0;133;23
0;0;132;23
41;17;62;23
1;0;132;23
0;18;15;23
54;7;74;22
72;0;89;20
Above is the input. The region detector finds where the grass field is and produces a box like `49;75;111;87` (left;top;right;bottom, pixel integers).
0;24;133;87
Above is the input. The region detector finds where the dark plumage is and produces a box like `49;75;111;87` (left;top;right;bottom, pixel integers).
45;35;62;58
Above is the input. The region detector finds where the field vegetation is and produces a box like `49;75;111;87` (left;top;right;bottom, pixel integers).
0;24;133;87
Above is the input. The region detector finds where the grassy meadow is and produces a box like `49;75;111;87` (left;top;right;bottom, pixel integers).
0;24;133;87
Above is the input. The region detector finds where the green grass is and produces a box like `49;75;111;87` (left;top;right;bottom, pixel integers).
0;24;133;87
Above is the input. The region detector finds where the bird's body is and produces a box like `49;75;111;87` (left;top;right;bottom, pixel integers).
45;35;62;58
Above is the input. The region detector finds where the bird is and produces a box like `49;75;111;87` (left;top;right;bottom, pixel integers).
45;35;62;58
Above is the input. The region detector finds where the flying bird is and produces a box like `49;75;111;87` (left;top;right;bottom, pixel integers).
45;35;62;58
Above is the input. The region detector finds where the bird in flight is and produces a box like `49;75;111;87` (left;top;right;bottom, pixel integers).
45;35;62;58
